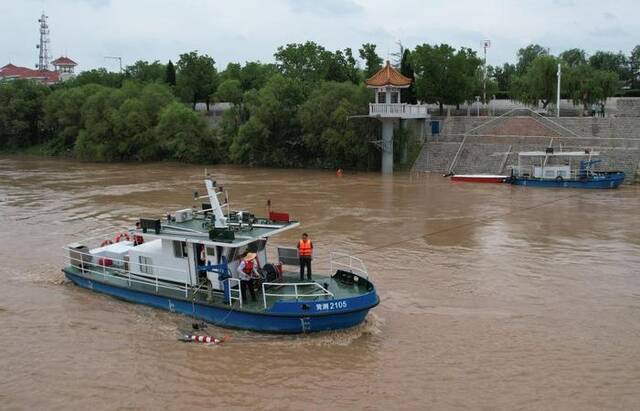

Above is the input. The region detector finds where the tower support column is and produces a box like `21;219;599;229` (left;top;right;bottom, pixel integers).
381;118;394;174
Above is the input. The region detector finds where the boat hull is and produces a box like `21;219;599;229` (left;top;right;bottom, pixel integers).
510;172;625;189
451;174;508;183
63;269;378;334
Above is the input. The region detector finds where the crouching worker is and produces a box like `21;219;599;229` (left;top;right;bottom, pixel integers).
237;251;260;302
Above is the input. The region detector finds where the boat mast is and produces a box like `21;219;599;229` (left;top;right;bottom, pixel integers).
204;179;228;227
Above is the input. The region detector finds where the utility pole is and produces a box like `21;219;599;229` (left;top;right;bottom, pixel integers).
483;40;491;104
556;63;561;118
105;56;123;73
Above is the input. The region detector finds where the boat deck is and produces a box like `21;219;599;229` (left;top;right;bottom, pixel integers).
63;265;372;313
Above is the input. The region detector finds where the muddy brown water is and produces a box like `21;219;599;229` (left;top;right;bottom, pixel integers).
1;156;639;410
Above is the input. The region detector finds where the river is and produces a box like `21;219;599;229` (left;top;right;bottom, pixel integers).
1;156;639;410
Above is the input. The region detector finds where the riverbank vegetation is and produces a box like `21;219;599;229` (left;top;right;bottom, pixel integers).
1;42;638;168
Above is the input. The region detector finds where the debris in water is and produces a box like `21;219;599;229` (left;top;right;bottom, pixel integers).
180;334;227;344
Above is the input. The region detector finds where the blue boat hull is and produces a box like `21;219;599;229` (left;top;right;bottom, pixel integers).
511;172;625;189
63;270;378;334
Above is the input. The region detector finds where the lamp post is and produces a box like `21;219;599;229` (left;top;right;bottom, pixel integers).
483;40;491;104
556;63;561;118
105;56;123;73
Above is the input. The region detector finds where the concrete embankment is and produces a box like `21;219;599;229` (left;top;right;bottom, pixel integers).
413;115;640;183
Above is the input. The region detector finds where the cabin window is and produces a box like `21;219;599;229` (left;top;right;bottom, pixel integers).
557;169;568;177
377;92;386;104
206;247;216;258
390;92;399;104
173;241;188;258
139;256;153;274
544;169;555;178
248;240;266;253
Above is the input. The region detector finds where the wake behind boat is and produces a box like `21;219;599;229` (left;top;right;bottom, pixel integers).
62;177;379;333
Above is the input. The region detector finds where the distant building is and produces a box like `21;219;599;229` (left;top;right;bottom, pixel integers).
366;61;429;174
51;56;78;81
0;63;60;84
0;12;77;85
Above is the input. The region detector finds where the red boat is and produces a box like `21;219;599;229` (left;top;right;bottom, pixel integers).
450;174;509;183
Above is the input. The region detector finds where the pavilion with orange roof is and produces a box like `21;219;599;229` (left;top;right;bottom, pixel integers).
366;61;429;174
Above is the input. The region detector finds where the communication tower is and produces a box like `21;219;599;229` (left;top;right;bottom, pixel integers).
36;12;51;71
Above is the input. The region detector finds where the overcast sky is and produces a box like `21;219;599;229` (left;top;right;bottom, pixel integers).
1;0;638;72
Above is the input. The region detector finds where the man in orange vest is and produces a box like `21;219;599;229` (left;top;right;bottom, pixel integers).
297;232;313;281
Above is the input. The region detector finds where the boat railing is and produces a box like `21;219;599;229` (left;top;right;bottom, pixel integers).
330;251;369;279
63;246;192;297
511;165;597;180
261;282;334;309
226;278;242;307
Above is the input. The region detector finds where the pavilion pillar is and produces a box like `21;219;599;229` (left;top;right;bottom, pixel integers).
381;119;394;174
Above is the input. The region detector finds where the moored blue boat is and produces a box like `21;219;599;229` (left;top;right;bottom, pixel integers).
508;149;625;189
63;177;379;333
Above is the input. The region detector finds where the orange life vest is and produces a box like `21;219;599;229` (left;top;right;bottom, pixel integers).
242;260;254;274
298;239;312;257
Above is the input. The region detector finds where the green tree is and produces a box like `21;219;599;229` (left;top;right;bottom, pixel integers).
359;43;383;78
630;45;640;89
165;60;176;86
564;64;618;110
511;55;558;108
516;44;548;74
275;41;326;84
0;80;50;149
559;48;587;67
68;68;124;88
176;51;219;111
73;82;175;161
400;49;417;104
239;61;277;92
75;87;125;161
489;62;516;93
215;79;243;105
125;60;166;83
297;81;372;168
43;84;104;153
412;44;482;114
230;75;305;166
156;101;217;162
589;51;630;84
220;62;242;82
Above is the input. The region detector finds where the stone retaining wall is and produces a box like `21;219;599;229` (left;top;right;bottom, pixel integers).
412;116;640;183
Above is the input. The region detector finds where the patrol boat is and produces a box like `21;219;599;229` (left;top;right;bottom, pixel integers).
62;178;379;333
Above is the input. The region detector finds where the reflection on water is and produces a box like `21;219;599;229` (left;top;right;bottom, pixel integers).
1;156;640;410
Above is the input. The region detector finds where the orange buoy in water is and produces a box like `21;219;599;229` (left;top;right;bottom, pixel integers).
336;168;343;177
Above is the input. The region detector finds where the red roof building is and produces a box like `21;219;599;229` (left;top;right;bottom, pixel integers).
51;56;77;66
1;56;77;84
0;63;60;84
